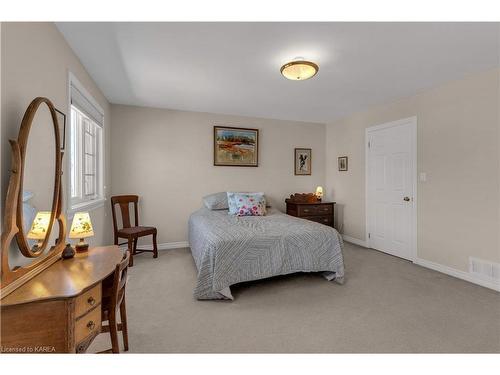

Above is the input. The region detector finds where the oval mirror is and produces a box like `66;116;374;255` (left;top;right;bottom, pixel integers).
15;98;61;258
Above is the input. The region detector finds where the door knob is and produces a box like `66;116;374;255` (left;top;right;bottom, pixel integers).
403;196;410;202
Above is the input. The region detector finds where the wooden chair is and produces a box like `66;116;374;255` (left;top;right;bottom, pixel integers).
111;195;158;267
100;251;130;354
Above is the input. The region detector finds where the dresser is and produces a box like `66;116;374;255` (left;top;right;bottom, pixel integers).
286;200;336;227
0;246;124;353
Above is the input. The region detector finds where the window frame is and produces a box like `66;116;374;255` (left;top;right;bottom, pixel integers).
67;73;106;214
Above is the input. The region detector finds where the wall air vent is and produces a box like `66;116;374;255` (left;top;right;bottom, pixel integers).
469;257;500;283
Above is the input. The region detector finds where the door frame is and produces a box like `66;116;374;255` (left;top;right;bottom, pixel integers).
365;116;417;261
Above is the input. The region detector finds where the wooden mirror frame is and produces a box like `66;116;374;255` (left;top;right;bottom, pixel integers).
0;97;67;298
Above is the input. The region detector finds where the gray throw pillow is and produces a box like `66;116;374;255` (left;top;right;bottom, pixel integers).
202;192;229;210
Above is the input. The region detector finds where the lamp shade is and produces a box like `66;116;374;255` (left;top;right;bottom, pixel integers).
27;211;52;240
315;186;324;199
69;212;94;239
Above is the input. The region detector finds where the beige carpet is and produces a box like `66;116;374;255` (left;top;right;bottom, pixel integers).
88;242;500;353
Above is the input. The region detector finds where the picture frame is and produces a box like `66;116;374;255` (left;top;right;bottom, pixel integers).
213;126;259;167
294;148;312;175
338;156;348;171
55;108;66;150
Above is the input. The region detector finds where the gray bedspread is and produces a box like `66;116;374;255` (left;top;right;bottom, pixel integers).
188;207;345;300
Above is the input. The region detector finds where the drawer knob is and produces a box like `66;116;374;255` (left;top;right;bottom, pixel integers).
304;209;310;212
87;296;96;306
87;320;95;330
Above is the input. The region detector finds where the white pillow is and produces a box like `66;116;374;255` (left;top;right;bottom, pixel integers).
202;192;229;210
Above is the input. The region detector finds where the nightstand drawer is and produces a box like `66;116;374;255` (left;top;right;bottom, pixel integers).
286;197;335;229
304;215;332;226
298;204;332;216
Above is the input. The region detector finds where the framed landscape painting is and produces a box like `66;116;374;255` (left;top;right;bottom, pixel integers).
294;148;312;175
214;126;259;167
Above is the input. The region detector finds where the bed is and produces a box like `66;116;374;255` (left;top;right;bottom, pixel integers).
188;207;345;300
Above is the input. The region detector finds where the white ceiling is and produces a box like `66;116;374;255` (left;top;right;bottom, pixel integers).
56;22;499;124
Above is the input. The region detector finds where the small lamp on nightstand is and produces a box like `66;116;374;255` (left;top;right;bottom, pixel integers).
27;211;51;249
69;212;94;252
315;186;324;201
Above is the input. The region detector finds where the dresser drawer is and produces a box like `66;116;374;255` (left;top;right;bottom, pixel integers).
75;306;101;344
75;284;101;318
298;204;332;216
304;215;333;226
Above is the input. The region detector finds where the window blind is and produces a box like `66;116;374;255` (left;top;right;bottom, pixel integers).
70;84;104;126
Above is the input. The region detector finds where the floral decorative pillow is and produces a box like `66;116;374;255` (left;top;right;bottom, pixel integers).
227;192;267;216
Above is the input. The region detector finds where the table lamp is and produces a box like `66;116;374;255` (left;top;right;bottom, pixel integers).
69;212;94;252
27;211;51;249
315;186;324;201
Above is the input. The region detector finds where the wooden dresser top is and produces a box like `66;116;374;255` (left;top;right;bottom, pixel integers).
1;246;124;307
285;201;336;205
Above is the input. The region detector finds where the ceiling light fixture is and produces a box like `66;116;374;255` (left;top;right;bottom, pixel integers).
280;59;319;81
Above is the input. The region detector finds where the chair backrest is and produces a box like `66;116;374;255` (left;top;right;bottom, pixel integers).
111;195;139;234
111;251;130;307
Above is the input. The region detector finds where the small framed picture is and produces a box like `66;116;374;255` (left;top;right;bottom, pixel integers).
338;156;348;171
55;108;66;150
295;148;312;175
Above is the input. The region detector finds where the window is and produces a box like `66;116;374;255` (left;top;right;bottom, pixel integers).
69;77;104;211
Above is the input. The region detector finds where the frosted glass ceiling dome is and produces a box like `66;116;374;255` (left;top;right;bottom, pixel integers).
280;60;319;81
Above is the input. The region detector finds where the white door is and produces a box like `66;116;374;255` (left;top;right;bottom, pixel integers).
366;117;416;261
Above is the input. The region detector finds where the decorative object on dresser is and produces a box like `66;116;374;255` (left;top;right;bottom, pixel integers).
338;156;348;171
69;211;94;252
111;195;158;267
294;148;311;175
62;243;76;259
213;126;259;167
315;186;324;201
285;193;335;227
0;97;125;353
100;251;130;353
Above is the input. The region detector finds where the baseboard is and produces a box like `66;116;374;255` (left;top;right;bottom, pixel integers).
414;257;500;292
120;241;189;251
342;235;368;248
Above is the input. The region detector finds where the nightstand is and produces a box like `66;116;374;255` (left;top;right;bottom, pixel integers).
285;195;335;227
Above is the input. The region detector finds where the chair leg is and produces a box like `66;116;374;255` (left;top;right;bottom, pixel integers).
114;235;118;246
120;296;129;352
133;238;138;255
109;309;120;354
153;232;158;259
128;238;134;267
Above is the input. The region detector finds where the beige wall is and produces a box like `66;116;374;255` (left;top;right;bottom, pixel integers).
1;22;112;249
111;104;326;244
326;68;500;272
